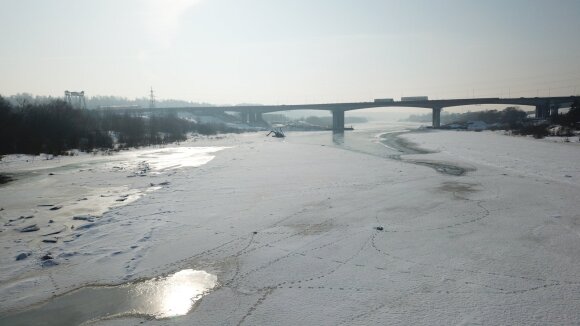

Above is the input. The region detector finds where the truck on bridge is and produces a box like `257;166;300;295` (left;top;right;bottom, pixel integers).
401;96;428;101
374;98;394;103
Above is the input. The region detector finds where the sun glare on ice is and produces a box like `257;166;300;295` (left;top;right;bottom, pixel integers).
131;269;218;318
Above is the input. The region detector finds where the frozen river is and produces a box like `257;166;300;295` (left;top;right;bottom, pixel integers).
1;123;579;325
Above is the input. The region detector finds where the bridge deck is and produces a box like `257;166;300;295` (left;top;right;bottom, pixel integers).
147;96;577;113
109;96;578;130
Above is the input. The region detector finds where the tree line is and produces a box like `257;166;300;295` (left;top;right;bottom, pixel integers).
3;93;214;110
552;100;580;128
405;107;529;127
0;96;239;156
404;102;580;138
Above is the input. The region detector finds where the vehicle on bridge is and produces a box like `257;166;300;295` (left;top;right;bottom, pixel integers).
374;98;394;103
401;96;428;101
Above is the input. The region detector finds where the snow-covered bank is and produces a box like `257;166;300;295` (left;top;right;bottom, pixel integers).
1;128;580;325
401;130;580;185
0;137;238;311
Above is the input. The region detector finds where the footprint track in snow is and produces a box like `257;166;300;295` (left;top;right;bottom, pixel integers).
370;231;580;295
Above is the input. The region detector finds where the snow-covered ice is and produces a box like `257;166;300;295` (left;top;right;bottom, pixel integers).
1;126;579;325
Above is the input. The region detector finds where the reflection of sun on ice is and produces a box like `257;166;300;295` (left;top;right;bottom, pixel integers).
161;283;194;317
134;147;229;173
132;269;218;318
159;269;217;317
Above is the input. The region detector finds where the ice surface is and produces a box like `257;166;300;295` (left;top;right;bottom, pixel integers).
1;127;579;325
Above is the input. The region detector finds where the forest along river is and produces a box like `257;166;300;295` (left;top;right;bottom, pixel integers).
0;122;467;325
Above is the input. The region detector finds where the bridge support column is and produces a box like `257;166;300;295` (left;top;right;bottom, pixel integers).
255;112;263;123
240;111;249;123
432;107;442;128
248;110;256;124
550;107;559;118
535;103;549;119
332;109;345;133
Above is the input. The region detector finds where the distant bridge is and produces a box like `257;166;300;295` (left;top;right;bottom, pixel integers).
134;96;579;132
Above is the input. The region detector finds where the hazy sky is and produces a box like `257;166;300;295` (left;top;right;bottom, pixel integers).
1;0;580;105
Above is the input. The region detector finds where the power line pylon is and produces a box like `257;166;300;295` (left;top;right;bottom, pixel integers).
149;87;156;109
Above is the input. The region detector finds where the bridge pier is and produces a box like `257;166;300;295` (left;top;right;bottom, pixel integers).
549;100;559;118
246;110;264;125
332;109;345;133
240;111;249;123
535;105;542;119
535;103;551;119
535;103;563;119
432;107;442;128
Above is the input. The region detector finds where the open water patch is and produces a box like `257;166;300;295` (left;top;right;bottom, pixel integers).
380;131;473;176
0;173;13;185
0;269;218;326
379;131;432;157
407;160;471;176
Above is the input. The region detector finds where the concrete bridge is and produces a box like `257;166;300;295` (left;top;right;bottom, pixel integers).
141;96;579;132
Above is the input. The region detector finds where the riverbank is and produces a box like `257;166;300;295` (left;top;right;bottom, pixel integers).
401;129;580;184
2;127;580;325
